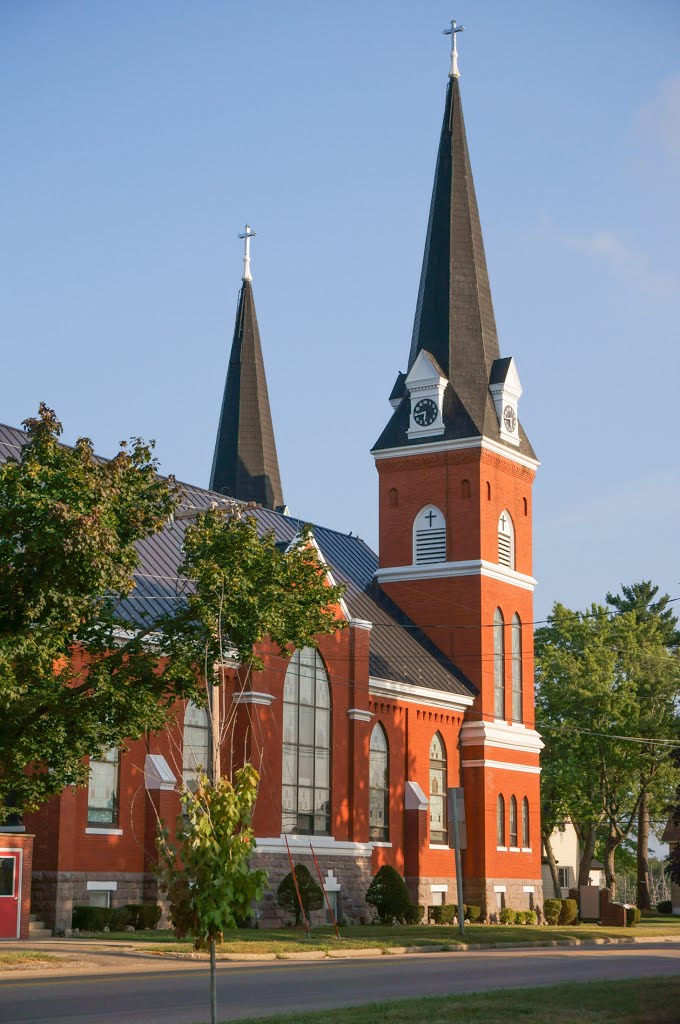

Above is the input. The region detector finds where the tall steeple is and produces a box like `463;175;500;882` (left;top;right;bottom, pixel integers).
374;29;533;459
209;227;284;509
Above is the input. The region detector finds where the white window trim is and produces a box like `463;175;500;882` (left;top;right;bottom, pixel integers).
496;845;508;852
429;843;450;850
85;827;123;836
87;881;118;892
412;504;447;566
494;885;507;894
509;846;521;853
371;841;392;848
523;886;535;894
430;884;449;893
521;847;532;853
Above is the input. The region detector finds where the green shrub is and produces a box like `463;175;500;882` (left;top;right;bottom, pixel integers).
559;898;578;925
277;865;324;926
657;900;673;915
626;906;641;927
466;904;481;921
429;904;457;925
543;899;561;925
109;906;131;931
72;906;111;931
499;907;517;925
526;910;538;925
125;904;162;930
403;903;425;925
365;865;412;925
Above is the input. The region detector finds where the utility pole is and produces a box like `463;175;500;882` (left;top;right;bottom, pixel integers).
448;787;467;938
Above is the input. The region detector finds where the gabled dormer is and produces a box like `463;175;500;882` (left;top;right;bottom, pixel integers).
405;351;447;439
489;357;522;448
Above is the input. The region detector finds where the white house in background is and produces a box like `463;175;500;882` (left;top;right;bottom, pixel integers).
661;819;680;915
541;823;606;898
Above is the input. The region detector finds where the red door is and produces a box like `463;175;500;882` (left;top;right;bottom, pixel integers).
0;851;21;939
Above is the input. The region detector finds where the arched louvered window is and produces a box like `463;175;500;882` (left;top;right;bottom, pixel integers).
498;510;515;569
183;702;210;793
429;733;448;844
413;505;446;565
369;724;389;841
510;795;518;848
494;608;505;719
511;613;523;723
282;648;331;836
497;794;505;846
522;797;530;848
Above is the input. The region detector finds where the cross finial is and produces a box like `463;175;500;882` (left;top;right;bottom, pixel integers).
443;19;464;79
238;224;256;282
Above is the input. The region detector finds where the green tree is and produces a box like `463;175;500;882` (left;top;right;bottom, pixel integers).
156;768;266;1021
606;582;680;909
277;865;324;926
365;865;412;924
0;405;184;815
536;602;680;897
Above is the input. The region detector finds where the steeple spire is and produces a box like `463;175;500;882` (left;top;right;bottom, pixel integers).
209;230;285;510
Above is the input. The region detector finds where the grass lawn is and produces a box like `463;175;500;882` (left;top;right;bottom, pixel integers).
0;951;61;969
214;977;680;1023
80;913;680;957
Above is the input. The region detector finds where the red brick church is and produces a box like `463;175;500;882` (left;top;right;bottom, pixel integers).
1;34;543;935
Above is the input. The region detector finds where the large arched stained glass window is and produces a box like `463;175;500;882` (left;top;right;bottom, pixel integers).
282;648;331;836
511;614;523;722
183;702;210;793
494;608;505;719
369;724;389;842
429;733;448;845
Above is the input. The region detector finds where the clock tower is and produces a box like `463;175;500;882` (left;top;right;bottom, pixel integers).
371;38;543;914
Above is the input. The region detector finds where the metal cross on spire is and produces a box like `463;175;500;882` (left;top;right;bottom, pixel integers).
443;19;464;79
238;224;256;282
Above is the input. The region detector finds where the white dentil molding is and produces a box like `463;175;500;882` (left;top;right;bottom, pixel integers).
373;559;537;591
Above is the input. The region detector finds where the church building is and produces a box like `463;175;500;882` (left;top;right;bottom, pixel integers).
1;27;543;935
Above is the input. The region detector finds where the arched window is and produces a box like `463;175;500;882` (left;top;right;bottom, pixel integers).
389;487;398;508
511;613;523;722
461;479;471;499
369;724;389;841
183;702;210;793
510;795;518;848
494;608;505;719
497;794;505;846
523;496;528;516
88;749;120;826
282;648;331;836
522;797;530;848
498;510;515;569
429;733;448;844
413;505;446;565
486;481;492;501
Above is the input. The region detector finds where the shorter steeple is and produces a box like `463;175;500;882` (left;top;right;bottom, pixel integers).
209;228;285;510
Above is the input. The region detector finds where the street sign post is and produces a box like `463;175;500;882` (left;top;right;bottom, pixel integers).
447;787;466;938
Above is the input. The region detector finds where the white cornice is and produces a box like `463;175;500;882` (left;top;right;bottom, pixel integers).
460;720;544;754
371;435;540;472
232;691;275;706
373;559;537;591
462;758;541;775
369;675;474;711
348;708;373;722
349;618;373;631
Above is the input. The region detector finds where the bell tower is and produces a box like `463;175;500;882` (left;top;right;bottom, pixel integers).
372;25;543;914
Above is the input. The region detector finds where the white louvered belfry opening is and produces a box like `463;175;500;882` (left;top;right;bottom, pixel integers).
413;505;446;565
498;510;514;569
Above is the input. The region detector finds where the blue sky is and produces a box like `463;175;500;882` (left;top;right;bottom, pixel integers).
1;0;679;620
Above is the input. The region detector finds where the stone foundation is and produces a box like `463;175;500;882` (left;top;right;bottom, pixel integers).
250;852;373;927
31;871;148;933
406;875;457;910
465;876;544;922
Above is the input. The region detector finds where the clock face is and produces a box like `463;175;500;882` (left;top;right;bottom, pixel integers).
413;398;438;427
503;405;517;433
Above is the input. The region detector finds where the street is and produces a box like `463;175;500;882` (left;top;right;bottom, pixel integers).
1;943;679;1024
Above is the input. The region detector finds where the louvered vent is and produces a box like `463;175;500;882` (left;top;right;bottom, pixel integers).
498;531;512;567
416;528;446;564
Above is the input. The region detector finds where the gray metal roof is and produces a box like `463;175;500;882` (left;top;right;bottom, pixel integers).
0;422;475;699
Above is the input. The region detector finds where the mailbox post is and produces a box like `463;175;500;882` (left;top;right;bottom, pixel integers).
447;787;466;938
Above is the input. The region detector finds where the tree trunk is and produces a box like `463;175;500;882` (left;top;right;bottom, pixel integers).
210;937;217;1024
604;825;622;897
577;824;597;888
542;830;561;897
637;789;651;910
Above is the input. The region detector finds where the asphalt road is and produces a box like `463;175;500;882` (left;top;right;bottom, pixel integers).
1;944;679;1024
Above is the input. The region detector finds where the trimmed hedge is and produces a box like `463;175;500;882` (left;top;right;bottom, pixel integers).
429;904;457;925
626;906;641;927
516;910;537;925
657;900;673;915
499;907;517;925
558;898;578;926
543;899;561;925
366;865;412;924
72;903;160;932
466;904;482;921
403;903;425;925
